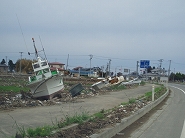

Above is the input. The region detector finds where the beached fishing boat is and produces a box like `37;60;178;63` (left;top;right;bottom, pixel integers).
27;38;64;100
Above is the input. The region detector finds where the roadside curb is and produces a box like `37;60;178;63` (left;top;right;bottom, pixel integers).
90;89;169;138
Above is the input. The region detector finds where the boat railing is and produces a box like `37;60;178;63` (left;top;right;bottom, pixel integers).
29;76;37;82
51;70;58;76
28;69;59;83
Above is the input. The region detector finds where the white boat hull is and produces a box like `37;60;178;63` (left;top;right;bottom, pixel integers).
27;75;64;100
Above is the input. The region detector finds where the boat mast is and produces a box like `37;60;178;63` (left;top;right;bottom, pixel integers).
39;36;48;61
32;38;39;59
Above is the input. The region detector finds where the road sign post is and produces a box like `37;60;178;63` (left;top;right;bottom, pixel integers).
140;60;150;68
140;60;150;80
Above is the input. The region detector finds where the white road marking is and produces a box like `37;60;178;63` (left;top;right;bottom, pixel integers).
180;120;185;138
170;85;185;94
169;85;185;138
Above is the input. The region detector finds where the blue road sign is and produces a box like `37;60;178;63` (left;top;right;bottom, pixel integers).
140;60;150;68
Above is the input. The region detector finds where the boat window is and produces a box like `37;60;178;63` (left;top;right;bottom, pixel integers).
41;62;47;66
36;70;42;76
33;64;40;69
43;68;49;73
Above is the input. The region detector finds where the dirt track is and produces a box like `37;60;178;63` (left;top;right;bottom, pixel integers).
0;83;154;137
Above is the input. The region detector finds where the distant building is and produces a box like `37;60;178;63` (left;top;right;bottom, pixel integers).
140;68;168;81
151;68;167;75
70;67;101;77
0;64;8;74
49;62;65;74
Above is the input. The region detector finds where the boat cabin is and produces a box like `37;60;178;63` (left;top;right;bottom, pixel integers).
29;57;58;83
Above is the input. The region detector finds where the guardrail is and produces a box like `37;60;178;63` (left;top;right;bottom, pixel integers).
90;87;169;138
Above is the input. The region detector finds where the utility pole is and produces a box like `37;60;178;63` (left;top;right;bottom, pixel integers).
158;59;163;77
89;54;93;76
136;61;139;77
173;68;175;82
101;66;104;78
19;52;23;74
106;63;109;77
66;54;69;70
108;59;111;76
6;56;7;65
6;56;7;74
159;59;163;68
115;67;117;77
168;60;171;81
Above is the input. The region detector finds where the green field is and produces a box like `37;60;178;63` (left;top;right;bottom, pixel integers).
0;85;29;93
0;76;30;93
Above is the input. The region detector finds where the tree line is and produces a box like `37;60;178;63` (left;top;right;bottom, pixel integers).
169;72;185;82
1;58;33;73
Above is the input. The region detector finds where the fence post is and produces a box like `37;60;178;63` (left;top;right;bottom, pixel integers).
152;85;155;101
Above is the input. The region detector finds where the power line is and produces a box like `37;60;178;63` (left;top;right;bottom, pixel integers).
19;52;23;74
16;14;29;53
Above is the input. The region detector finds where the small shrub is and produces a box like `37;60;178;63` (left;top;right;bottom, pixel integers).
58;111;90;128
27;126;53;137
93;112;105;119
121;102;127;105
145;91;152;101
109;84;126;91
128;98;136;104
140;81;145;85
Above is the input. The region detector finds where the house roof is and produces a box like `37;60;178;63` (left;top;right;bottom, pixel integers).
49;62;65;65
50;67;65;71
0;64;8;67
73;66;83;70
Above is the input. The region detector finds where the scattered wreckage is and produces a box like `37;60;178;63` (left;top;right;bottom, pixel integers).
92;76;141;90
91;76;124;90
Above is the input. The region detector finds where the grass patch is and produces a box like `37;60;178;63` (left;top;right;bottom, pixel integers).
27;126;54;137
93;109;105;120
121;98;136;105
109;84;126;91
0;85;29;93
13;111;90;137
144;86;166;101
140;81;145;85
128;98;136;104
57;111;90;128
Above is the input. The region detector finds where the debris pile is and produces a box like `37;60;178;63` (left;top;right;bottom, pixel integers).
0;89;104;111
48;99;150;138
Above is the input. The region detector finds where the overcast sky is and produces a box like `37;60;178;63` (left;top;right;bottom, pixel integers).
1;0;185;74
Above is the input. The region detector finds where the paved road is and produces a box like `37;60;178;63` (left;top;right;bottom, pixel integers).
130;83;185;138
0;84;154;137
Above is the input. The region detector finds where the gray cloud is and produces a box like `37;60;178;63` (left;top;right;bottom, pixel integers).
1;0;185;72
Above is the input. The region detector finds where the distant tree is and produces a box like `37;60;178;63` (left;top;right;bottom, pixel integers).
176;72;184;81
169;72;185;82
15;59;33;74
1;59;6;64
147;66;152;73
8;60;15;72
169;72;173;81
